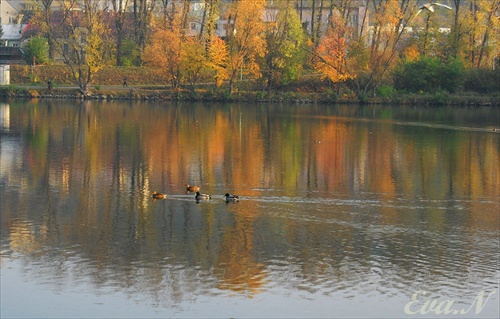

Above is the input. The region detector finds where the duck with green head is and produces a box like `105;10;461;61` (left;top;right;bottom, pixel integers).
195;191;211;201
224;193;239;202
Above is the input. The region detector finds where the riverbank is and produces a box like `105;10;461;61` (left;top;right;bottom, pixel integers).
1;85;498;106
3;64;498;106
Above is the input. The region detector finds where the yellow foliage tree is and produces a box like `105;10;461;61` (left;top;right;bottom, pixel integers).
354;0;415;97
181;36;208;89
50;0;110;95
459;0;500;68
207;36;229;87
226;0;267;94
402;44;421;62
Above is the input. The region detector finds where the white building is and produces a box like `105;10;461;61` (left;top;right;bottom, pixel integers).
1;0;29;24
1;23;27;46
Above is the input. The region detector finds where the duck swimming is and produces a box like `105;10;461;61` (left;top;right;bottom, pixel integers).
224;193;239;202
152;191;166;200
195;191;211;200
186;184;200;193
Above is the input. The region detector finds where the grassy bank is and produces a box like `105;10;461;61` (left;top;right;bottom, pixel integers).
1;85;497;106
1;65;498;106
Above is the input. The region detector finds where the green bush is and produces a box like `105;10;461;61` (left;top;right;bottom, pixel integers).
393;57;465;93
463;68;500;93
433;90;449;105
440;58;465;93
377;85;397;98
23;36;49;65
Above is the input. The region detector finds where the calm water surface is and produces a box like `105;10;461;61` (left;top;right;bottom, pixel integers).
1;100;499;318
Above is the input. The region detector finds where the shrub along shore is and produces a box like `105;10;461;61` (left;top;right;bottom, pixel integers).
1;65;498;106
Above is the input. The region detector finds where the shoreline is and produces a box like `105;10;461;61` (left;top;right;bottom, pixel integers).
1;85;498;107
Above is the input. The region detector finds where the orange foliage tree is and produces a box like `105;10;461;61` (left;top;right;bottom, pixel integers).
143;28;182;88
314;12;355;86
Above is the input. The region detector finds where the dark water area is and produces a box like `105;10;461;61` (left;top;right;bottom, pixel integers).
1;100;499;318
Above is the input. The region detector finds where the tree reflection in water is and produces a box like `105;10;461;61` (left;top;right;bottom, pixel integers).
0;100;498;314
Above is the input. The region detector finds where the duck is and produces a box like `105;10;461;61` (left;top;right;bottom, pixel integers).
152;191;166;200
195;191;211;200
186;184;200;193
224;193;239;202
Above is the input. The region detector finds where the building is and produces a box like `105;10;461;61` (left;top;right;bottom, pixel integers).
1;0;29;64
0;24;27;64
1;0;29;24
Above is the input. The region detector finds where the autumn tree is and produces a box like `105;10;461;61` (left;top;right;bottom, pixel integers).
110;0;130;66
350;0;419;97
31;0;56;60
144;1;196;89
404;0;499;69
308;0;325;46
143;28;183;88
314;11;355;89
50;0;111;95
199;0;221;45
133;0;157;64
180;37;208;90
225;0;267;94
460;0;499;68
263;0;307;92
158;0;175;26
207;36;229;87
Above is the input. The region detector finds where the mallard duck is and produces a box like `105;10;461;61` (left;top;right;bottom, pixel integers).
195;191;211;200
152;191;166;200
224;193;239;202
186;184;200;193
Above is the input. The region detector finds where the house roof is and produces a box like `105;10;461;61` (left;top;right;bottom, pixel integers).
1;24;28;40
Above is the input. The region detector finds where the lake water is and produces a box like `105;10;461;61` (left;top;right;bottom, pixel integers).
1;100;499;318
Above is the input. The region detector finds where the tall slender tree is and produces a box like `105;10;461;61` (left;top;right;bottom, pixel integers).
314;11;355;87
462;0;499;68
143;2;191;88
207;35;229;87
133;0;156;64
263;0;307;92
350;0;418;97
199;0;220;48
51;0;110;95
31;0;55;60
110;0;130;66
226;0;267;94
